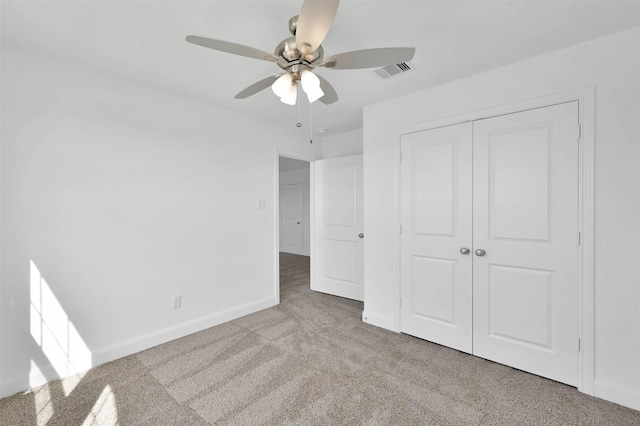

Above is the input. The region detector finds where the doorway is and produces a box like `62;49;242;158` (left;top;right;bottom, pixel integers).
277;155;311;301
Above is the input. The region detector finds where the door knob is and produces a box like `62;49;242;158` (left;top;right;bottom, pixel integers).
475;249;486;257
297;222;300;224
460;247;470;255
358;233;364;238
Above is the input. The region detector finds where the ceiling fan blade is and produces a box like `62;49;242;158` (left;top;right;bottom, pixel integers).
316;74;338;105
234;74;282;99
296;0;340;54
321;47;415;69
186;35;278;63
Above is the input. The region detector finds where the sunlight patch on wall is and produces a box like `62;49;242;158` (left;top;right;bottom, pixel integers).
82;385;118;425
30;260;91;395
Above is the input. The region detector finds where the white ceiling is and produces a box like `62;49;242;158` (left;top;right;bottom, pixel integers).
2;1;638;135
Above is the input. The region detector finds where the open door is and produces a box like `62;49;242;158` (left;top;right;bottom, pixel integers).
312;155;364;301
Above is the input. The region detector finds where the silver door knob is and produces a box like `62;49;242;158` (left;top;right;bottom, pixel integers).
358;233;364;238
460;247;470;255
475;249;486;257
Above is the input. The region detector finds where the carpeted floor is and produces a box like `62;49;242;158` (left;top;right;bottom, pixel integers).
1;252;639;425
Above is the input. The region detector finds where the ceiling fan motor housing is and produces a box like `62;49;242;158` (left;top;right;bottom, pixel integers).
288;15;298;36
274;16;324;77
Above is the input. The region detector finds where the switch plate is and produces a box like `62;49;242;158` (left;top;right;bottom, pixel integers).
257;199;266;209
172;295;181;309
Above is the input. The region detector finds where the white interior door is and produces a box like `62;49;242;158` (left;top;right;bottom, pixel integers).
280;183;303;255
400;102;579;385
312;155;364;301
472;102;579;386
400;123;473;353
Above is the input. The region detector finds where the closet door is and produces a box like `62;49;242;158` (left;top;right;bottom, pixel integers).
472;102;579;386
400;123;473;353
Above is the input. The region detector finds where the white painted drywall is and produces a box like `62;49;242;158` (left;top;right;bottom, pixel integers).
279;157;310;173
363;28;640;409
0;46;320;397
321;129;363;159
279;168;311;256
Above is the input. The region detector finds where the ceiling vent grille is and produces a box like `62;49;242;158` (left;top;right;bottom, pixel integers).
374;62;413;80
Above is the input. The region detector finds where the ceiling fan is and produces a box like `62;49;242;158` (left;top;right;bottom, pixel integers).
186;0;415;106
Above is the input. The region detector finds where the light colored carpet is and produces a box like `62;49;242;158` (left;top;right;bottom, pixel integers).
1;253;639;425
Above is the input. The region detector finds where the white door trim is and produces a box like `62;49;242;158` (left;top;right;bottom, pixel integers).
274;150;315;306
393;87;595;395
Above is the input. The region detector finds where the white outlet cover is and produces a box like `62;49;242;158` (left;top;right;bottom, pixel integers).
172;295;181;309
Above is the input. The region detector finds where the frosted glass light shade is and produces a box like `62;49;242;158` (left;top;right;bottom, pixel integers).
280;84;297;105
272;73;293;98
300;70;320;93
306;86;324;103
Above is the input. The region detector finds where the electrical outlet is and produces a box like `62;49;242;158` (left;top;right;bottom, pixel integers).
172;295;181;309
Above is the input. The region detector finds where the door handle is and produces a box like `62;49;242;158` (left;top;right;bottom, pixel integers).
358;233;364;238
460;247;470;255
475;249;486;257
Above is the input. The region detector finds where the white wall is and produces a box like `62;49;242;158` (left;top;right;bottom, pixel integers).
279;168;311;256
0;46;319;397
321;129;363;159
363;28;640;409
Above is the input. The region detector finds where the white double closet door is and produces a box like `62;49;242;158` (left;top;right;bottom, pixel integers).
400;102;580;386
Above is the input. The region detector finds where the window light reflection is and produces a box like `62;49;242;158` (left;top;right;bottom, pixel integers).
29;260;91;396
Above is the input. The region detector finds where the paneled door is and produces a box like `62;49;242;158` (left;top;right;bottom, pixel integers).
400;123;473;353
400;101;580;385
280;183;303;255
312;155;364;301
472;102;579;386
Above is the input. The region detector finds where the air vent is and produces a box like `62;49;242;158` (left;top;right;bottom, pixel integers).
374;62;413;80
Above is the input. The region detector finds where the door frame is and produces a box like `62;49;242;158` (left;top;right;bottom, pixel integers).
274;150;314;305
394;87;595;395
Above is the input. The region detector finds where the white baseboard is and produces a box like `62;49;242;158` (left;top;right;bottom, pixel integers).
6;299;638;413
362;311;399;332
0;362;88;401
593;378;640;411
0;296;276;399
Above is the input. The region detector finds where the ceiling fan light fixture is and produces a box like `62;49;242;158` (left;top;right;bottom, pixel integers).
300;70;320;93
186;0;415;108
306;86;324;103
280;83;298;105
272;73;293;98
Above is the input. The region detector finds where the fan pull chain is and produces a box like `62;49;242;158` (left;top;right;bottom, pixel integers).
296;88;302;128
309;101;313;144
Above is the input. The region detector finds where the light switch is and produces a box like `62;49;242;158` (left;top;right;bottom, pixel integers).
257;199;266;209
